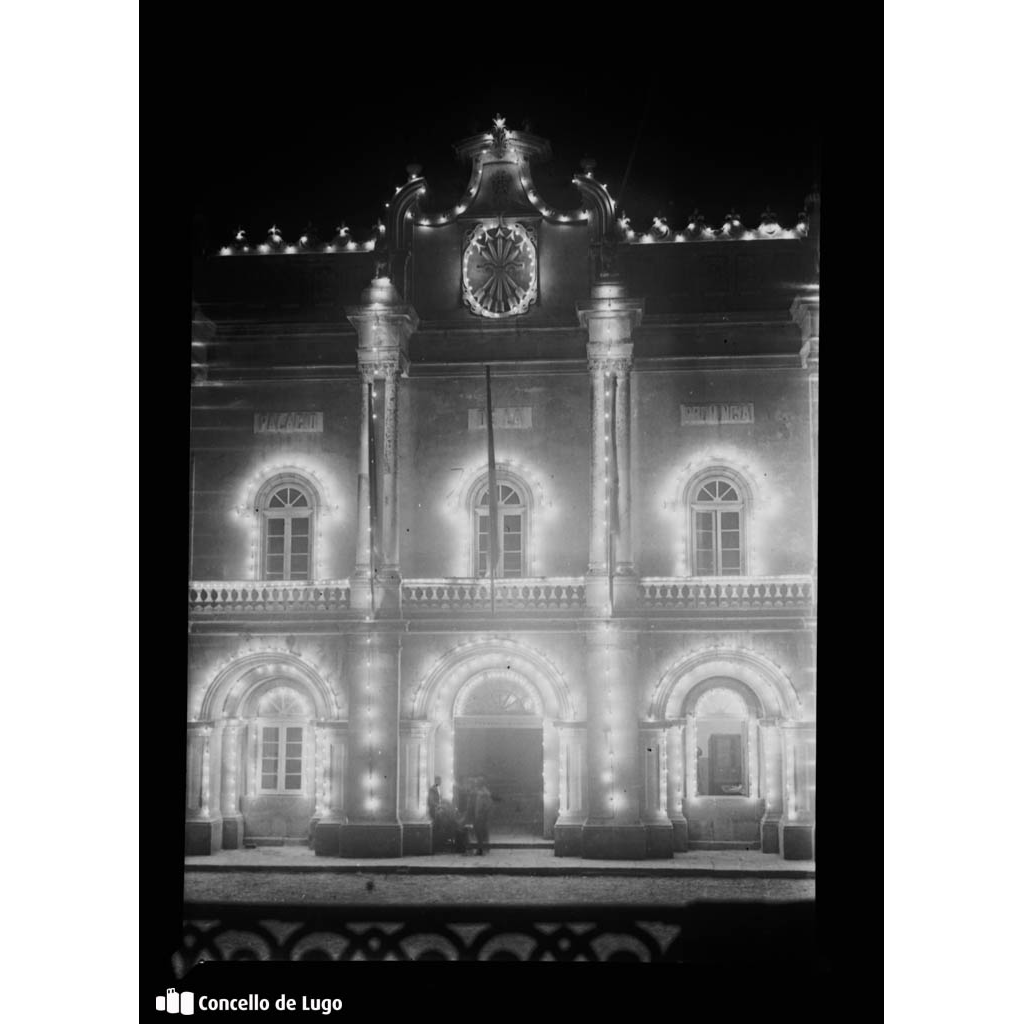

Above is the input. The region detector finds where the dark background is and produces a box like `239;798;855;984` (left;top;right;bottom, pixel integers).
190;69;823;260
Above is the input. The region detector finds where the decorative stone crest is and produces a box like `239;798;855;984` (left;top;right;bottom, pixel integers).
462;220;538;318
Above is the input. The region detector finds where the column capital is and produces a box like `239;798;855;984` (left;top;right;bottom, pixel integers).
576;278;644;344
586;342;633;375
399;718;437;740
346;276;419;376
790;292;819;369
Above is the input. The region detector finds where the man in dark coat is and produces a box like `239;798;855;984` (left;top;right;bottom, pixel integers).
427;776;441;820
473;778;493;856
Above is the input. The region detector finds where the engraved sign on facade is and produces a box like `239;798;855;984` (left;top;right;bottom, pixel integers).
680;403;755;425
468;406;533;430
253;412;324;434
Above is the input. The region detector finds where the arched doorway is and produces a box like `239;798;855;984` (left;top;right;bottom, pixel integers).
237;682;316;843
188;650;346;852
454;672;544;835
651;649;805;854
411;639;576;842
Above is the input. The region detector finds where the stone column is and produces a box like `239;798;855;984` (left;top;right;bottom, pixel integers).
346;277;418;616
580;627;645;858
791;293;819;582
780;721;816;860
185;722;222;855
354;368;373;578
666;720;688;851
577;279;643;613
339;630;403;857
639;721;674;857
553;720;587;855
313;720;348;856
219;717;243;849
398;719;436;856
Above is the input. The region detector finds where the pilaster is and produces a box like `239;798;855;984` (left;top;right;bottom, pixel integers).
398;719;436;856
553;720;587;856
313;721;348;856
339;630;403;857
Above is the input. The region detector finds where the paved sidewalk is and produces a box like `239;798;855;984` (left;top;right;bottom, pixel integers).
185;845;814;878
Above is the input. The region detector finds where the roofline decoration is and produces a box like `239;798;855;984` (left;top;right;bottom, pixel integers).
213;115;818;257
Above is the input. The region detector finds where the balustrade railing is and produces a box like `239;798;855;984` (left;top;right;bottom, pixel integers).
401;577;586;612
188;582;351;613
187;576;814;615
639;576;814;611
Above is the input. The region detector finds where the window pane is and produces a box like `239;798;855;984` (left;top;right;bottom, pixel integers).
719;485;738;502
268;536;285;554
291;519;309;535
288;559;309;580
261;773;278;789
286;727;302;743
696;485;715;502
284;775;302;790
269;491;287;508
290;535;309;554
479;492;489;505
263;727;279;743
292;493;308;507
721;550;741;569
721;511;740;530
267;519;285;535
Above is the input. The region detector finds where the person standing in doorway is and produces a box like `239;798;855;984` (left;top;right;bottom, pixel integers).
428;776;442;821
461;777;479;855
474;778;493;856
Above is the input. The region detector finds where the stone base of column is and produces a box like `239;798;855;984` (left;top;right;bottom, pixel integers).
349;574;373;611
580;823;647;860
611;571;640;610
400;821;432;856
644;822;675;859
313;820;344;856
373;569;403;617
553;822;584;857
760;817;781;854
669;818;689;852
339;822;403;858
337;819;401;860
584;573;613;615
780;822;814;861
221;815;243;850
185;818;222;856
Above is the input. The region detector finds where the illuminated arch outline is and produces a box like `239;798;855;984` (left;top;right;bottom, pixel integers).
648;648;804;722
197;651;344;722
412;638;575;722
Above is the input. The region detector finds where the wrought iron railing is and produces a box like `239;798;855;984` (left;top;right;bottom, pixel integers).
188;582;351;613
639;576;814;611
401;577;586;612
177;900;814;968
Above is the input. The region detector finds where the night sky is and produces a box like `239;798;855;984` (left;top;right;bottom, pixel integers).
190;67;822;257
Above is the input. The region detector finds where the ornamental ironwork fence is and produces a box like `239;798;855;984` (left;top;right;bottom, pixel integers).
177;900;814;969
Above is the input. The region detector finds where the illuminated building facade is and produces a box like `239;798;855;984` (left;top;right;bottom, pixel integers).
188;119;819;861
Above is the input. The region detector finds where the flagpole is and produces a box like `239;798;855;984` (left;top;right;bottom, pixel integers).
485;366;499;618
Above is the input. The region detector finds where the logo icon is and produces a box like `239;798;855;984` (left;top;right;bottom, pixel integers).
156;988;194;1015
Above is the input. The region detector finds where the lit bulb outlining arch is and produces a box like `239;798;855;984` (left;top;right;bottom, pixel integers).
411;638;575;722
648;648;803;723
197;650;344;722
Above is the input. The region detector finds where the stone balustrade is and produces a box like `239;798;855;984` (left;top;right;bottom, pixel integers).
188;582;351;614
187;576;814;616
639;576;814;611
401;578;586;613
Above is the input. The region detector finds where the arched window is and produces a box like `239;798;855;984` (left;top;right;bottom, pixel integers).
256;686;310;794
474;482;526;578
256;480;315;580
690;476;746;576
